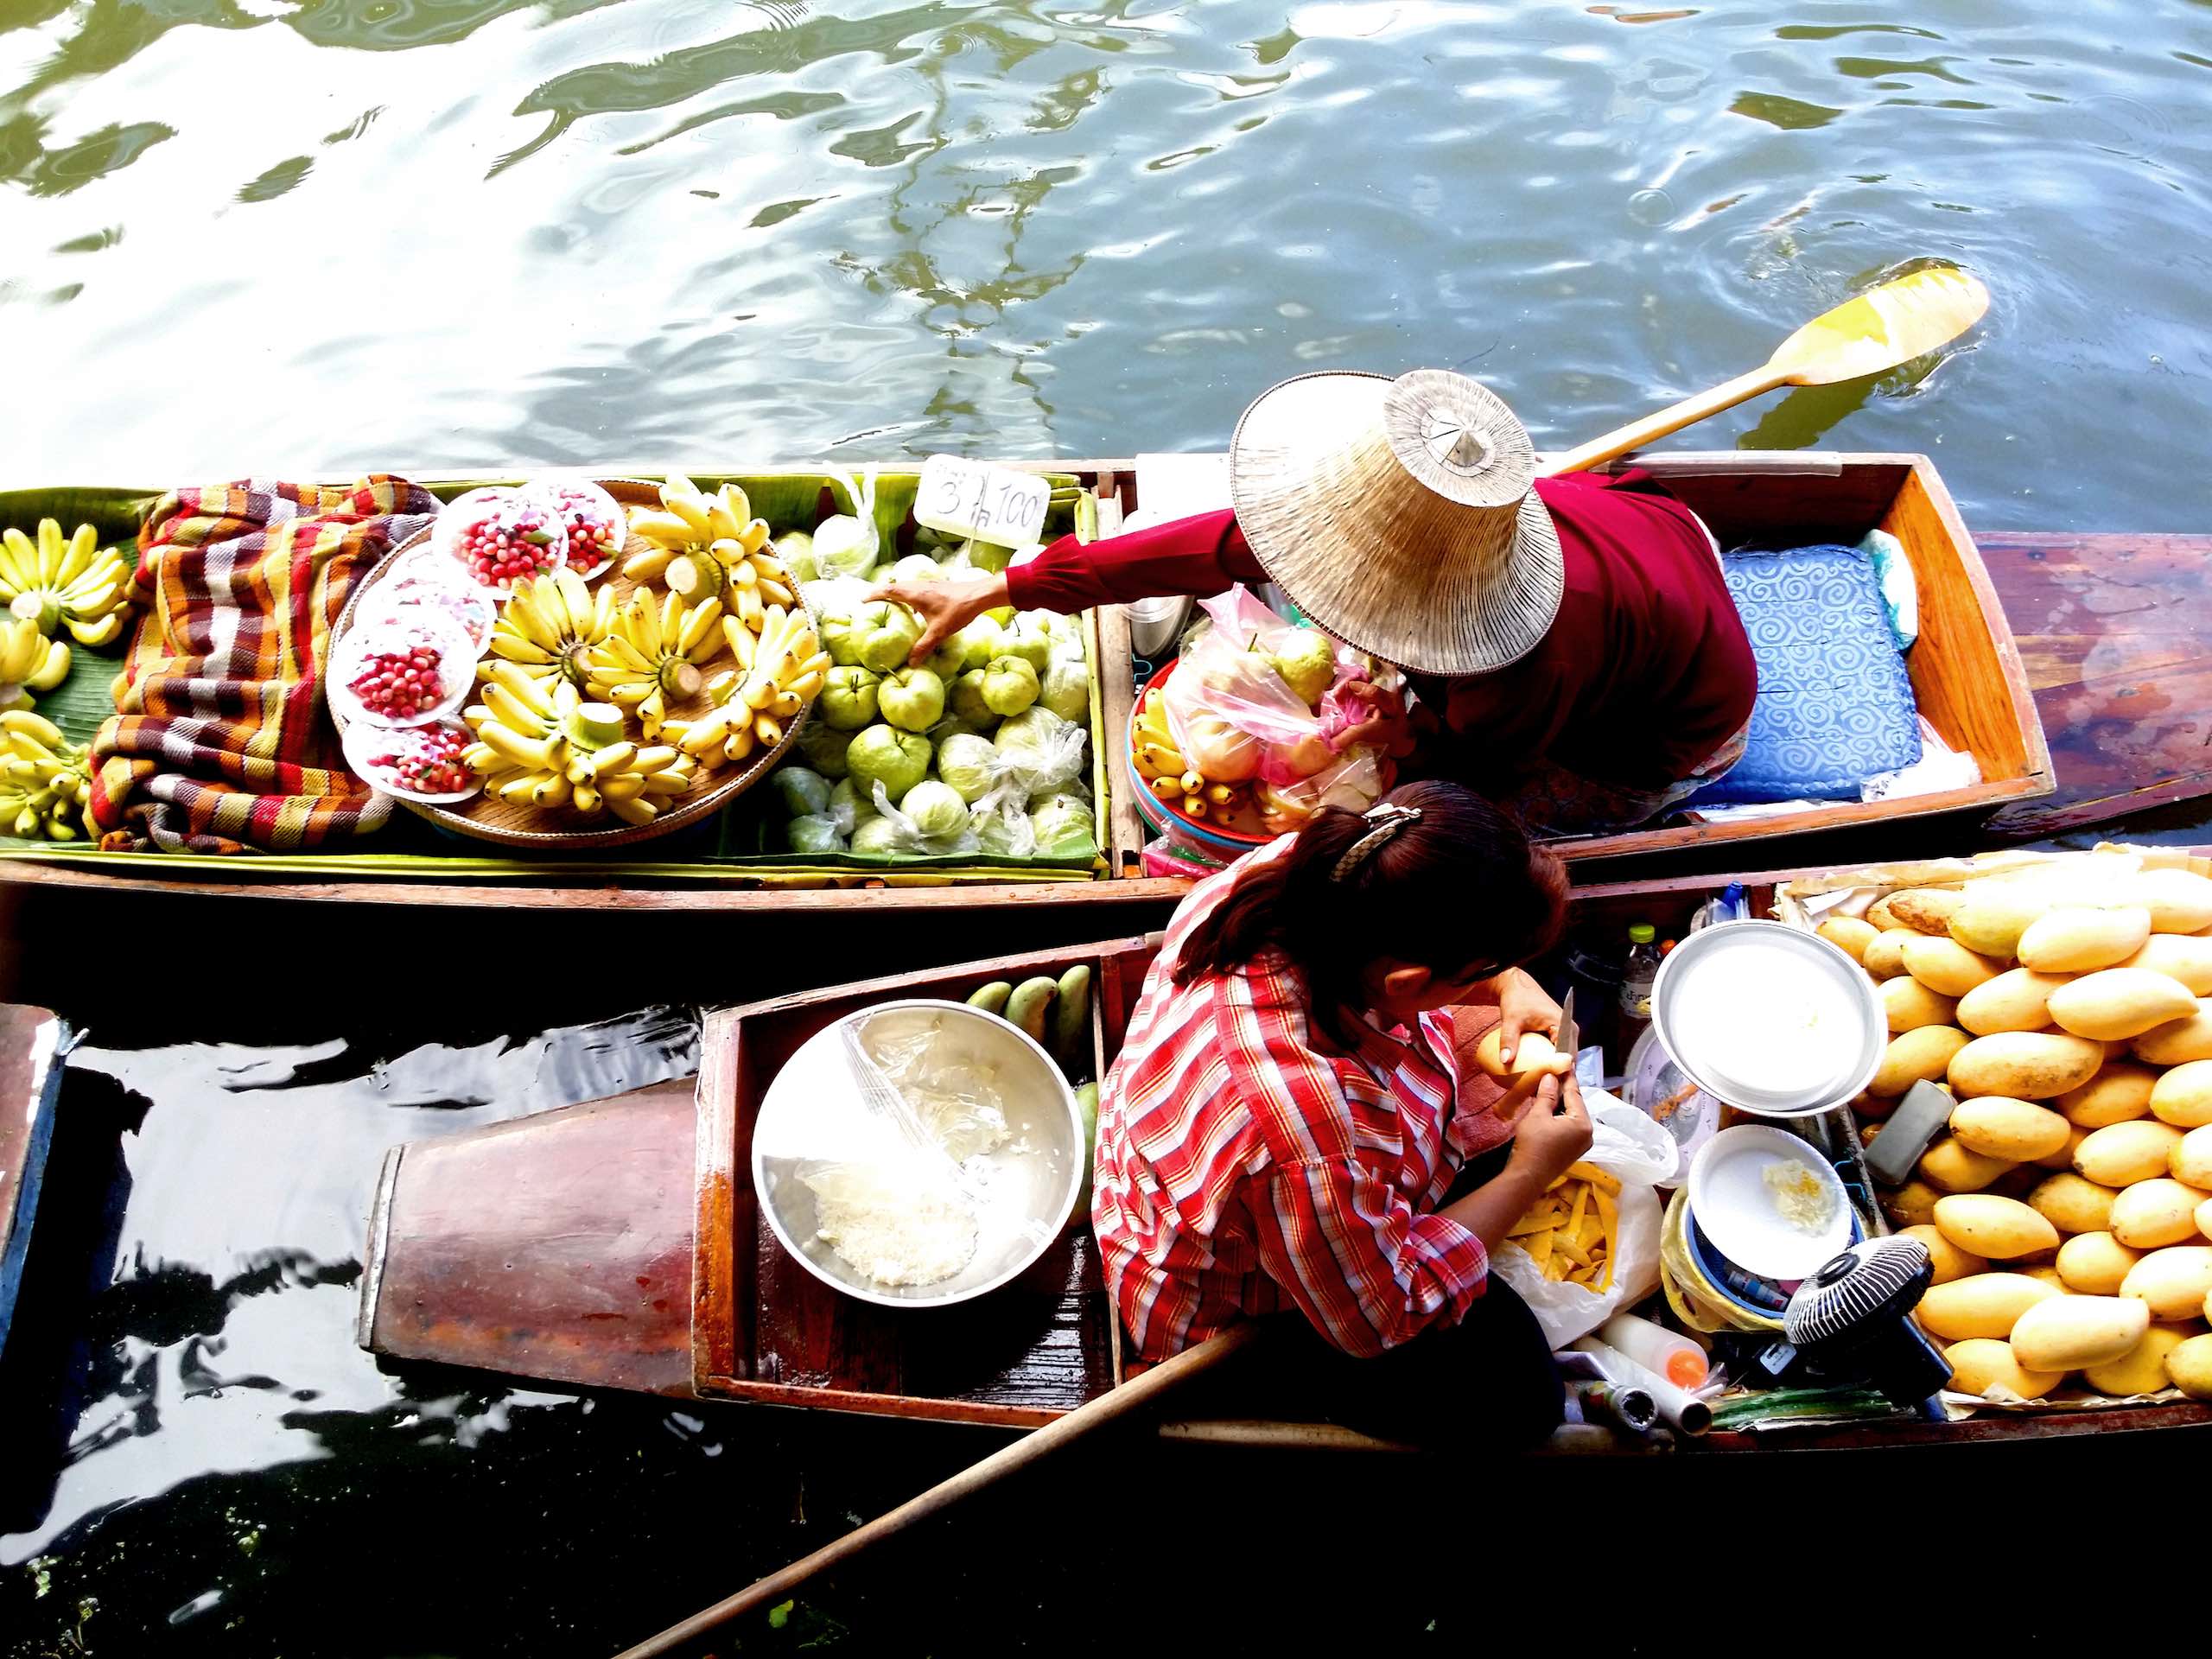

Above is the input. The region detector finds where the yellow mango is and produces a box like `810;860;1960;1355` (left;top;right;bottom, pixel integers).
1818;916;1879;965
2057;1063;2158;1128
2018;906;2153;974
1933;1193;2061;1260
2035;1123;2092;1172
1918;1136;2017;1194
1957;969;2071;1037
2132;868;2212;934
1903;936;2005;999
1947;1032;2105;1101
2111;1179;2212;1249
1942;1338;2063;1401
2120;933;2212;995
2177;1125;2212;1190
1873;1026;1972;1097
1915;1272;2062;1341
1891;888;1967;935
2046;969;2198;1041
1949;885;2056;960
1949;1096;2070;1162
1902;1223;1986;1286
1862;928;1918;982
2150;1062;2212;1129
2082;1325;2190;1395
2010;1294;2150;1370
2028;1172;2120;1236
2169;1333;2212;1400
2056;1230;2142;1295
1882;976;1959;1033
2198;1195;2212;1244
2120;1245;2212;1320
2135;1001;2212;1066
2074;1121;2187;1188
1882;1179;1942;1230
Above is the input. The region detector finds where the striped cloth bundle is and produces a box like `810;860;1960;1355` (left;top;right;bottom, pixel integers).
92;476;440;853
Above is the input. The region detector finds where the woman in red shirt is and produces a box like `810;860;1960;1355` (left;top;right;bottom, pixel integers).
1095;779;1592;1448
877;369;1757;834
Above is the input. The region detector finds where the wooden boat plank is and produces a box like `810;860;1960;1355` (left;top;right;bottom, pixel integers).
1979;531;2212;836
0;1003;63;1358
361;1080;697;1395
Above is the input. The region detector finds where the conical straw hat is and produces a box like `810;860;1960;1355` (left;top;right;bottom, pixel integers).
1228;368;1564;675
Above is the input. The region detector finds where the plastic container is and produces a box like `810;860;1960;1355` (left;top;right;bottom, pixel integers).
327;612;475;729
1598;1313;1709;1390
341;716;481;804
1618;922;1661;1055
1624;1023;1722;1168
1688;1123;1853;1281
540;477;624;579
1122;595;1192;659
358;550;498;654
433;486;569;590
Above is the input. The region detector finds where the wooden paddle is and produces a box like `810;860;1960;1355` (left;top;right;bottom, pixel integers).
1541;264;1990;476
612;1319;1265;1659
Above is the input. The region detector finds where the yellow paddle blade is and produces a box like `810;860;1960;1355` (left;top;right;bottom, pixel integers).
1766;264;1989;386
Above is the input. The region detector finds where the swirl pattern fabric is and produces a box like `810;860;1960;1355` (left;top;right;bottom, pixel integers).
1687;543;1919;806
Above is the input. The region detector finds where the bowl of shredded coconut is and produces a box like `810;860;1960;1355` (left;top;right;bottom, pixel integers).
751;1000;1085;1308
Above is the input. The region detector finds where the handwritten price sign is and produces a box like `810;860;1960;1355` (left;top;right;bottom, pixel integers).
914;455;1052;548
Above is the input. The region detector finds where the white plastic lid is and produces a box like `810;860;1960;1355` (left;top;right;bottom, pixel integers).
328;611;477;729
537;476;623;578
432;485;569;591
341;715;481;803
359;553;497;654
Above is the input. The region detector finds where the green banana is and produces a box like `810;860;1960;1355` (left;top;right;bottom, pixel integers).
965;980;1013;1016
1052;964;1092;1073
1006;976;1058;1047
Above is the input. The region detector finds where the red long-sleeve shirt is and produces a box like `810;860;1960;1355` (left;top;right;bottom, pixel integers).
1007;471;1754;791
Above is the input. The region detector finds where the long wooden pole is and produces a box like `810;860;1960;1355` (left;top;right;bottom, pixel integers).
1540;367;1782;477
612;1320;1265;1659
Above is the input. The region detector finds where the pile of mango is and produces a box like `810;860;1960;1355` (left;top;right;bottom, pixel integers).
1822;852;2212;1402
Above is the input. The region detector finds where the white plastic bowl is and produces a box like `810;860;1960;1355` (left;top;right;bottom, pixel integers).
1688;1123;1853;1281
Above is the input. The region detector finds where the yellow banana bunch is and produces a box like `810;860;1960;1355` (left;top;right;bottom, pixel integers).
0;617;70;709
579;588;728;737
662;604;826;772
715;544;798;635
624;477;772;599
462;663;589;807
0;709;94;841
484;567;616;690
1131;684;1236;823
0;518;132;646
563;741;700;827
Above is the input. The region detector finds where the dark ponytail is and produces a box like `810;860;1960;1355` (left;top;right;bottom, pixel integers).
1173;780;1567;1044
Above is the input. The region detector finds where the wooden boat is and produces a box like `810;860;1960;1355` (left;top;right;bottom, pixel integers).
358;862;2212;1453
6;451;2207;913
0;1004;66;1361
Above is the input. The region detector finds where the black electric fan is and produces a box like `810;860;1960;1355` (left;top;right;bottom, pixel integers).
1783;1236;1948;1406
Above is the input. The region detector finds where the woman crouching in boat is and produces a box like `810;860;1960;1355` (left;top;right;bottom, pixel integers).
1093;779;1588;1448
879;368;1755;836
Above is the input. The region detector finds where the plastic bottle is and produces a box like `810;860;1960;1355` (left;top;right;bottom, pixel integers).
1599;1313;1711;1390
1618;922;1662;1052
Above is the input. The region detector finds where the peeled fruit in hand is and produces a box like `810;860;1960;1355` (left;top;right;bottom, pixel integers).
878;666;945;732
1942;1338;2062;1401
2009;1294;2150;1371
1266;632;1336;706
0;518;132;645
1471;1028;1569;1080
843;723;931;804
981;656;1040;718
2046;969;2198;1041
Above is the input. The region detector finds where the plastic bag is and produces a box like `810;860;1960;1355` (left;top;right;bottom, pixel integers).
993;707;1089;799
862;779;981;857
972;794;1037;857
1488;1091;1679;1351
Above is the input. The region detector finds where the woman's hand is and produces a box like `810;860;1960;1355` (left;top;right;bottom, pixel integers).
1503;1072;1594;1188
868;574;1008;667
1328;680;1414;759
1489;967;1561;1071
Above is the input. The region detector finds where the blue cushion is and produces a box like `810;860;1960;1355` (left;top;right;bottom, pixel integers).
1688;543;1921;806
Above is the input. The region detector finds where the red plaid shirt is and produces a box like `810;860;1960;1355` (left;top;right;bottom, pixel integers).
1095;840;1516;1362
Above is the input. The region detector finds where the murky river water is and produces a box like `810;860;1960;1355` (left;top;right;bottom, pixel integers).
5;3;2212;1651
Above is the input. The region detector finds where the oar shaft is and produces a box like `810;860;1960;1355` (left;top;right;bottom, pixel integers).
612;1320;1265;1659
1541;366;1783;476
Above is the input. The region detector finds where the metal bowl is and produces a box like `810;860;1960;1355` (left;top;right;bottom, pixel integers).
752;1000;1083;1309
1651;920;1884;1117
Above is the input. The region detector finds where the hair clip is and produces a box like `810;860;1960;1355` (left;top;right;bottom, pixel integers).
1330;802;1422;882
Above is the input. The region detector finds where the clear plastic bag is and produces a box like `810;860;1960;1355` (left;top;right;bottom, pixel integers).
993;707;1089;799
863;779;982;856
1488;1091;1681;1351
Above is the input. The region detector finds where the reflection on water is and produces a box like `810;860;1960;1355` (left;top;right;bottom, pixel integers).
0;1;2206;532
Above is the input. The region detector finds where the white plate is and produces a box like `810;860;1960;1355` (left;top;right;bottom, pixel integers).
1688;1124;1853;1281
1652;919;1883;1116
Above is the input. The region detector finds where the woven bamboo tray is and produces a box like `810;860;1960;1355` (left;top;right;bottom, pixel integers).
330;479;809;850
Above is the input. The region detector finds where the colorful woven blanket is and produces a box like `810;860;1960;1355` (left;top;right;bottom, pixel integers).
91;477;439;853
